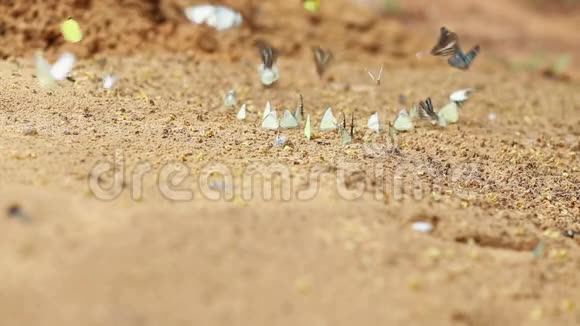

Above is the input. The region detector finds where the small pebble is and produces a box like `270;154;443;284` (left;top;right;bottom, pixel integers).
488;113;497;121
412;222;433;233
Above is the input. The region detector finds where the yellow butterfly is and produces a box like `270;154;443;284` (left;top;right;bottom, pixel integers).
61;18;83;43
303;0;320;13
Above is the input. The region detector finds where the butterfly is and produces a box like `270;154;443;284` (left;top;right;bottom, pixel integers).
256;41;280;86
304;114;312;140
437;102;459;124
262;110;279;130
338;113;352;145
224;89;237;107
367;112;380;133
350;113;355;138
280;110;299;129
431;27;460;56
102;74;118;90
294;94;304;123
303;0;320;12
448;46;480;70
257;40;278;69
431;27;480;70
393;109;413;131
236;104;247;120
450;88;475;105
312;47;334;77
319;107;337;131
184;5;242;31
263;101;272;119
35;51;76;88
366;64;384;86
61;18;83;43
419;98;440;123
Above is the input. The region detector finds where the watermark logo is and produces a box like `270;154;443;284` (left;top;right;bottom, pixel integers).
88;150;482;202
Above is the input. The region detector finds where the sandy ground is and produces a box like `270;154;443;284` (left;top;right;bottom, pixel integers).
0;1;579;325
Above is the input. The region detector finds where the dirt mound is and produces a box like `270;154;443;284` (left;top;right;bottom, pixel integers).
0;0;424;61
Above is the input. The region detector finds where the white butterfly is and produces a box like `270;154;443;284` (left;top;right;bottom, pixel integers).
259;65;279;86
262;101;272;119
367;112;380;133
35;51;55;88
224;89;237;107
450;88;474;104
50;52;76;81
319;107;337;131
438;102;459;124
103;74;117;90
262;110;279;130
35;51;76;87
184;5;242;31
393;109;413;131
280;110;299;129
237;104;247;120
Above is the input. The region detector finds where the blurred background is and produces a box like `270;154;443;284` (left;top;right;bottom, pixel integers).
1;0;578;76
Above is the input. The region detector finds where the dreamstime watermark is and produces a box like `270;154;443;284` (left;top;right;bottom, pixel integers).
88;149;484;202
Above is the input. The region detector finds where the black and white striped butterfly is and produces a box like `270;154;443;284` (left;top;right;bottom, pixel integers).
431;27;460;56
256;40;278;69
431;27;480;70
418;97;439;122
312;46;334;77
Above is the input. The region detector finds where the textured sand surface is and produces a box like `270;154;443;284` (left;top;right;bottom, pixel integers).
0;1;579;325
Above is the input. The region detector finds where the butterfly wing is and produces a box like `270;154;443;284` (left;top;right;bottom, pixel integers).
339;125;352;145
303;0;321;12
61;18;83;43
367;112;380;133
394;110;413;131
35;51;55;88
294;94;304;123
320;107;337;131
280;110;299;129
50;52;76;81
256;41;278;69
237;104;247;120
263;101;272;119
438;102;459;123
419;98;438;121
313;47;333;77
304;114;312;140
262;111;279;130
448;46;480;70
431;27;460;56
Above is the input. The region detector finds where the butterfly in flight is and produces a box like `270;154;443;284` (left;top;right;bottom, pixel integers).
312;46;334;77
448;46;480;70
418;97;439;122
431;27;480;70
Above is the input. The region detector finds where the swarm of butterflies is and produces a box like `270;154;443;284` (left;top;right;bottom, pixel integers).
39;15;481;149
232;85;474;147
232;26;479;147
